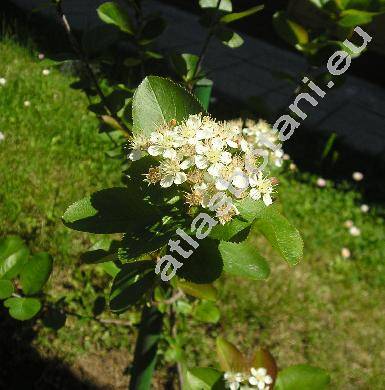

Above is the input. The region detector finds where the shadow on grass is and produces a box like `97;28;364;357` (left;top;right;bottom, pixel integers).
0;308;102;389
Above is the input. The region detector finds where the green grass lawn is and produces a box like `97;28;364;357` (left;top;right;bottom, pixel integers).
1;37;385;389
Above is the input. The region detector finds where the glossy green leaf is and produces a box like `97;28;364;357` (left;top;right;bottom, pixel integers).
275;365;331;390
215;27;244;48
193;300;221;323
216;337;247;372
185;367;224;390
0;236;29;280
4;297;41;321
132;76;203;136
235;198;266;222
176;280;218;301
220;5;264;23
0;279;14;299
20;252;53;295
273;12;309;47
109;261;156;313
219;240;270;280
97;2;134;34
177;239;223;284
199;0;232;12
210;218;250;241
63;187;160;234
99;261;120;278
252;208;303;266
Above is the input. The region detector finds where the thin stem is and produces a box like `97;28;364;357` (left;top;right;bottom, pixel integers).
191;0;222;86
55;0;132;138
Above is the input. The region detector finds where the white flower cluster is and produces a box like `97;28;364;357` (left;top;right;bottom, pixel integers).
128;114;280;224
224;367;273;390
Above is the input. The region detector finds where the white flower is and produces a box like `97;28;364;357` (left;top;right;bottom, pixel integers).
148;130;183;159
289;163;297;171
38;53;45;60
352;171;364;181
224;372;245;390
349;226;361;237
341;247;351;259
316;178;326;187
159;159;188;188
360;204;369;213
195;139;232;175
249;172;274;206
248;367;273;389
0;77;6;86
283;153;290;160
42;69;50;76
0;131;5;142
128;134;148;161
24;100;31;107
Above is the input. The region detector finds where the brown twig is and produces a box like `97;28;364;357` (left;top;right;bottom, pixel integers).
54;0;132;138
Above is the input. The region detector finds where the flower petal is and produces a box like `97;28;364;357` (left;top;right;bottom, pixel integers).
160;174;174;188
174;172;187;185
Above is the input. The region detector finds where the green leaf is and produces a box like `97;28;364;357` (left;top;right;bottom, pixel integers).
139;17;166;45
177;239;223;284
199;0;232;12
193;300;220;323
97;2;134;34
99;261;121;278
275;365;331;390
132;76;203;136
185;367;224;390
220;5;264;23
215;27;244;48
338;9;378;27
63;187;160;234
0;236;29;280
170;53;200;82
20;252;53;295
176;280;218;301
210;218;250;241
216;337;247;372
0;279;14;299
4;297;41;321
252;207;303;266
235;198;267;222
109;261;156;313
219;240;270;280
273;11;309;47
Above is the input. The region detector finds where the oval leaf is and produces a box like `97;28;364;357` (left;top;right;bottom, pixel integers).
109;261;156;313
132;76;203;136
4;297;41;321
97;2;134;34
252;208;303;266
216;337;247;372
275;364;331;390
219;240;270;280
176;280;218;301
62;187;159;234
0;279;14;299
0;236;29;280
20;252;53;295
185;367;224;390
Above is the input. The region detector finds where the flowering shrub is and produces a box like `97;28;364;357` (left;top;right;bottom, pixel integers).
58;75;327;389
